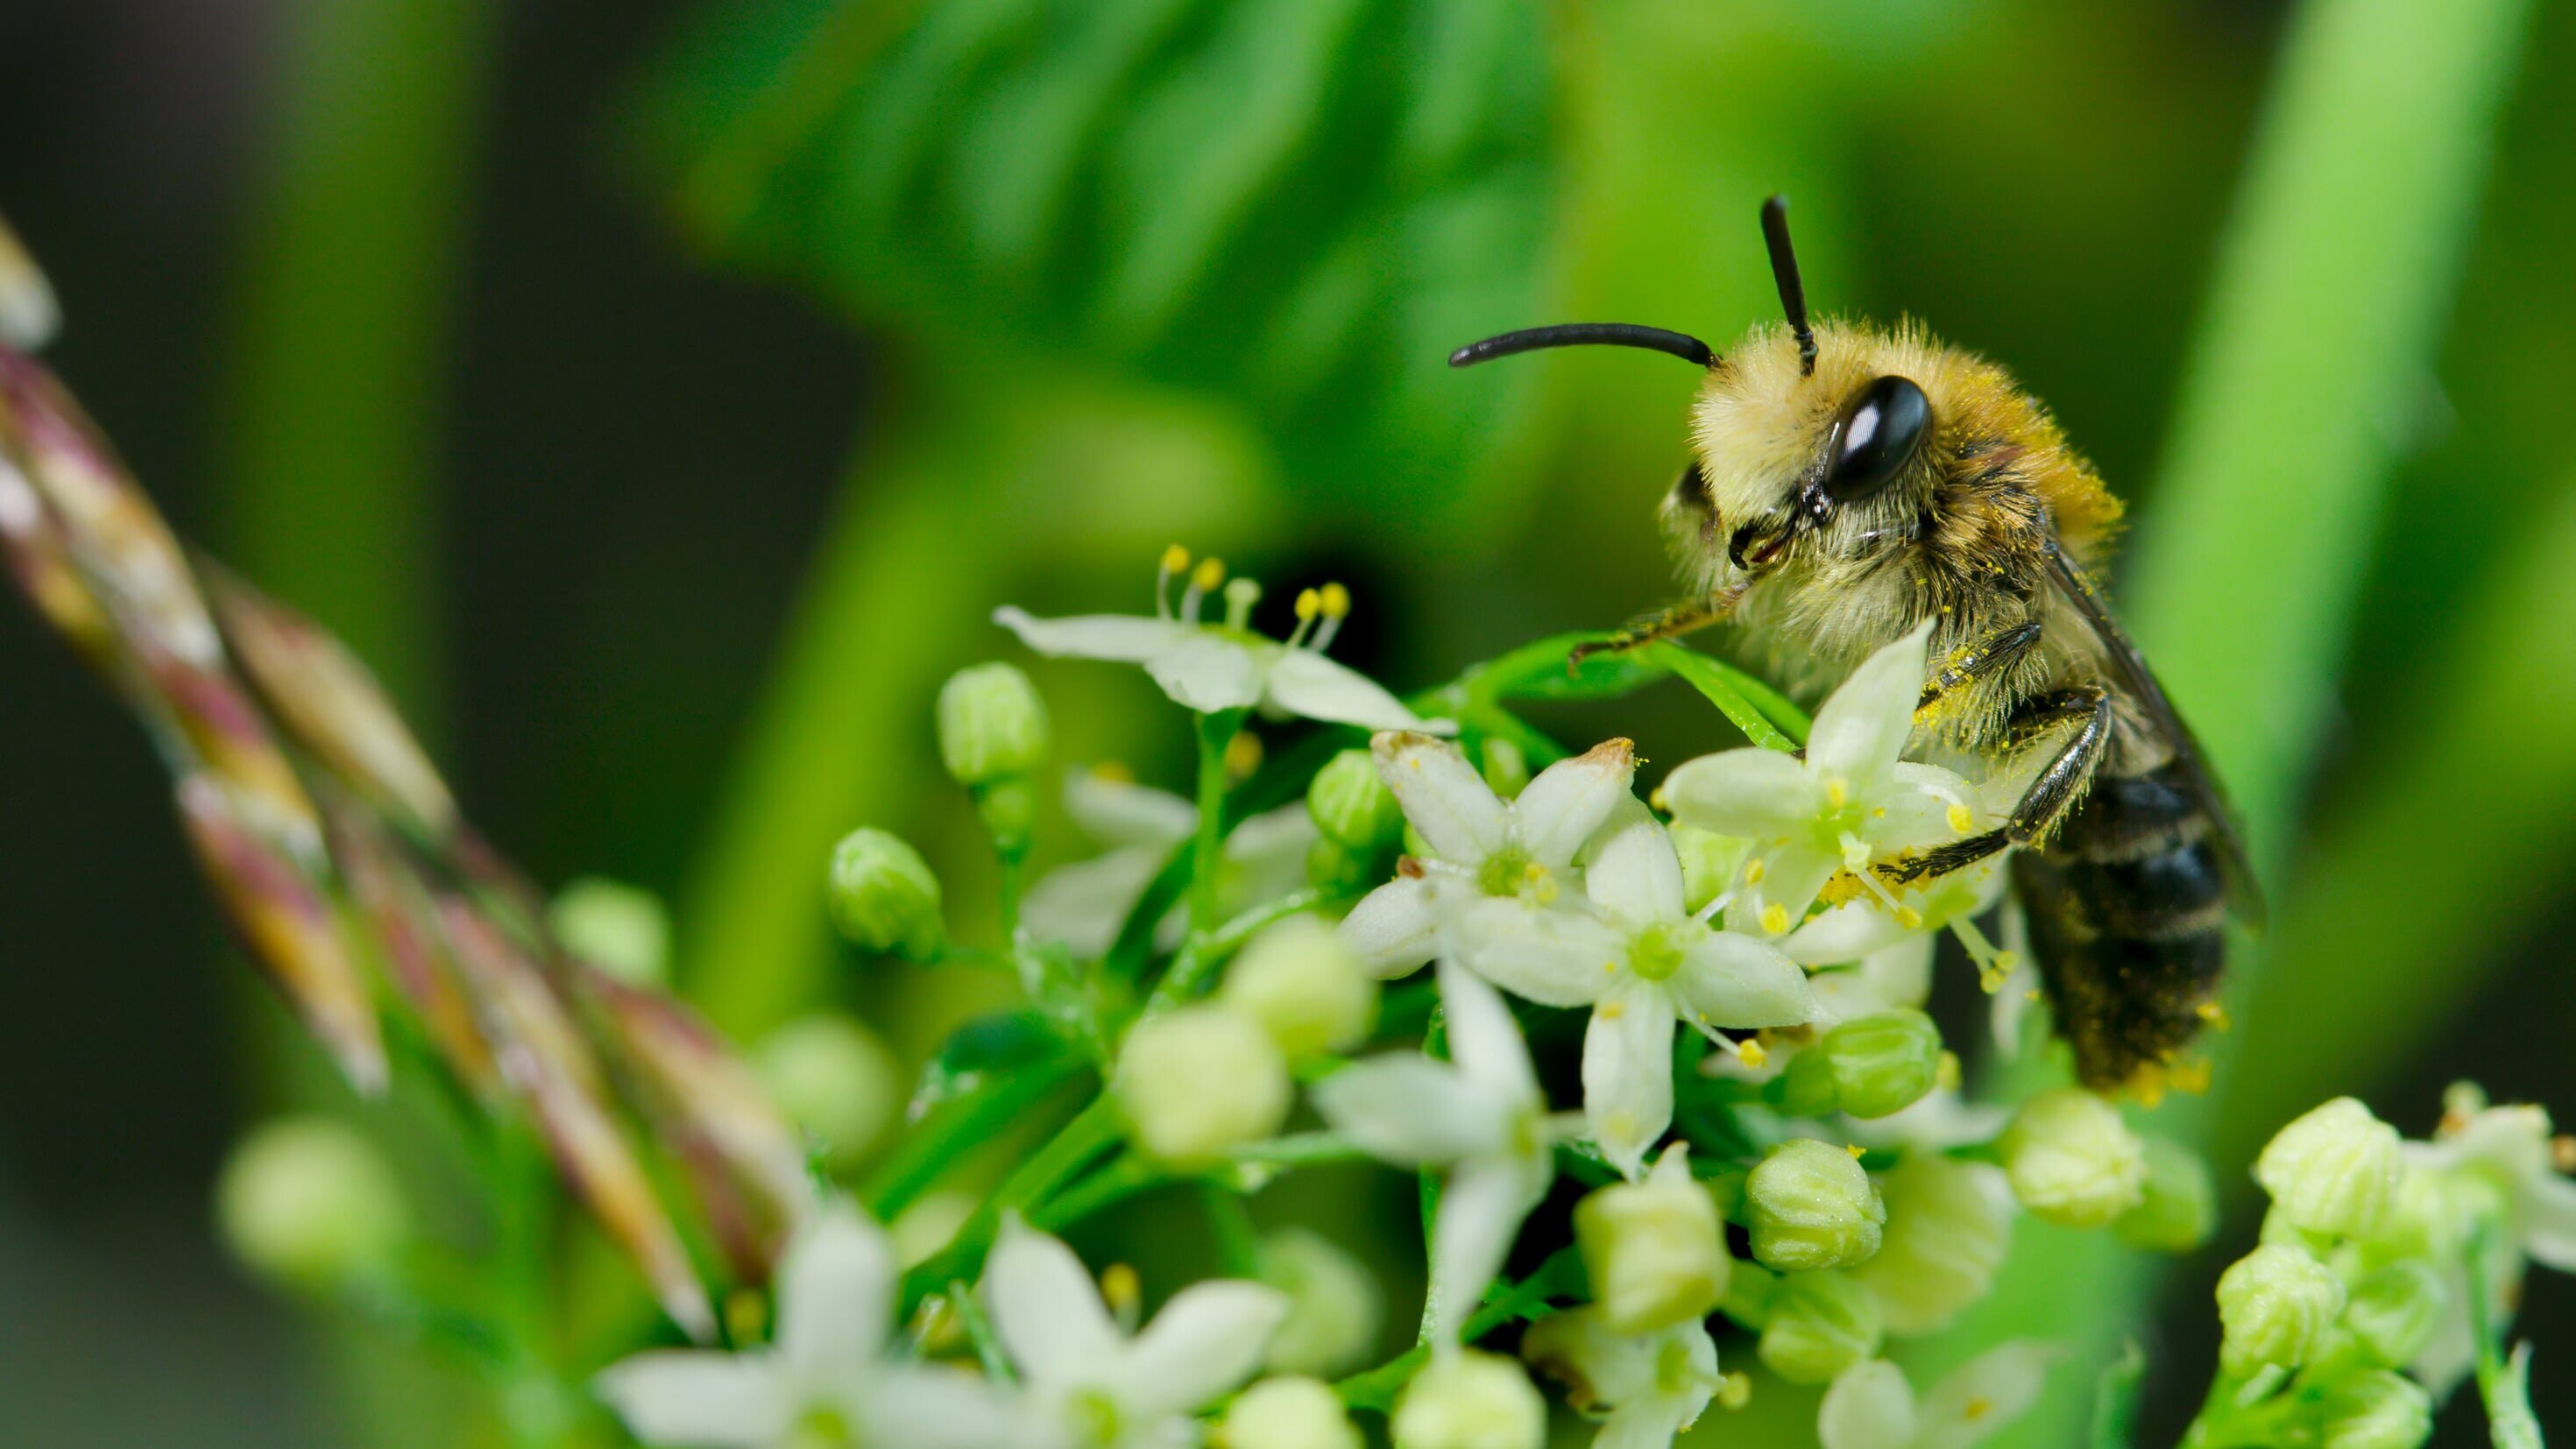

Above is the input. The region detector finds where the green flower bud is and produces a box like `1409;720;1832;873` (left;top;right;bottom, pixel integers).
1479;738;1531;799
1574;1150;1730;1332
1776;1045;1842;1119
549;877;670;987
2116;1135;2217;1253
1260;1227;1384;1376
2000;1087;2146;1227
2217;1243;2346;1374
973;774;1040;855
935;662;1050;786
1221;915;1378;1062
754;1014;900;1165
2355;1164;2483;1273
2256;1097;2404;1240
1758;1269;1883;1385
1814;1010;1943;1119
1669;824;1752;916
1307;748;1401;848
1845;1156;2013;1333
2313;1369;2433;1449
2340;1261;2447;1368
1391;1349;1545;1449
1224;1375;1362;1449
216;1118;409;1288
1305;836;1377;896
1745;1138;1886;1271
1113;1004;1290;1164
826;828;944;959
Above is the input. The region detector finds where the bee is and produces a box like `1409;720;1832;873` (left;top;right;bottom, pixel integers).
1448;196;2260;1094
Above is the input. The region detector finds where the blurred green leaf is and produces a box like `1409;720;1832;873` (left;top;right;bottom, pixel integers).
648;0;1552;527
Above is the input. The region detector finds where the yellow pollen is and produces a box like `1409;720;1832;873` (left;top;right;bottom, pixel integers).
1948;804;1975;833
1100;1262;1142;1318
1826;778;1850;809
1845;1143;1865;1159
1760;902;1788;934
1936;1050;1962;1092
1965;1396;1993;1421
2196;1000;2232;1030
1716;1372;1752;1410
2026;989;2042;1001
1224;731;1263;781
2170;1060;2213;1095
1090;760;1136;783
1320;582;1351;618
1294;588;1321;621
1993;951;2021;972
1192;557;1227;591
1600;1001;1626;1021
1744;858;1766;885
1159;543;1191;574
2554;1135;2576;1174
1736;1040;1768;1069
1649;787;1670;813
1896;906;1923;929
1603;961;1617;974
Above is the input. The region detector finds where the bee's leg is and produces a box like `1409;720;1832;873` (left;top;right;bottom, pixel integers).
1567;586;1747;673
1884;684;2112;884
1913;620;2044;721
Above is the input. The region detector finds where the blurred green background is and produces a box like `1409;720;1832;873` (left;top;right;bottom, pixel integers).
3;0;2572;1444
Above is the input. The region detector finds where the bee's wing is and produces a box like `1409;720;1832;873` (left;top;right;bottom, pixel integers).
2043;540;2268;929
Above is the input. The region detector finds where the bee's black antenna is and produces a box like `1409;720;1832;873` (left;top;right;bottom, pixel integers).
1447;322;1715;371
1760;194;1817;377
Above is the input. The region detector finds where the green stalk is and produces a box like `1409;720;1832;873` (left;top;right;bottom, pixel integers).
1189;709;1248;938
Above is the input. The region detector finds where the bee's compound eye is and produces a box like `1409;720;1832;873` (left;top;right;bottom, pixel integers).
1825;375;1930;499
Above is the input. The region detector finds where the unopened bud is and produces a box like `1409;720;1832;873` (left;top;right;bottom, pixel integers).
1391;1349;1545;1449
216;1118;409;1288
1812;1010;1943;1120
935;662;1051;787
2115;1135;2217;1254
1113;1005;1290;1164
754;1014;900;1165
1574;1145;1730;1332
1846;1155;2012;1333
973;774;1040;855
2313;1368;2433;1449
2340;1261;2447;1368
2255;1097;2403;1240
1260;1227;1384;1376
1222;915;1378;1062
549;877;671;987
1759;1269;1882;1385
826;828;944;959
1308;748;1401;848
1745;1138;1885;1271
1305;836;1376;896
1224;1375;1362;1449
1999;1087;2146;1227
2217;1243;2345;1374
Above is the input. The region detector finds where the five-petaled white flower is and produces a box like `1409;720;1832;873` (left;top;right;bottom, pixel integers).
1337;732;1638;979
1456;813;1816;1178
1816;1344;2057;1449
2404;1083;2576;1394
1661;622;1979;939
981;1214;1287;1448
1524;1306;1722;1449
1311;958;1575;1346
995;548;1445;733
595;1204;1011;1449
1019;767;1313;956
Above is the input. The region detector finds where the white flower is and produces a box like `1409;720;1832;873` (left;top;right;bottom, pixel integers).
1021;768;1313;956
1783;855;2009;1024
995;551;1445;732
2410;1085;2576;1271
1661;623;1978;939
1522;1306;1721;1449
1338;732;1639;979
981;1214;1287;1449
1454;814;1815;1178
1816;1344;2057;1449
595;1204;1010;1448
1311;959;1569;1346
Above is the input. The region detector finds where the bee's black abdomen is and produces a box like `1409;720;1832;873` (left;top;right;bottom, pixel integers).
2013;758;2231;1091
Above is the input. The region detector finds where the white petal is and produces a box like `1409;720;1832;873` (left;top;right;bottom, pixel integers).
1808;621;1932;787
1585;818;1688;925
773;1205;895;1370
1726;847;1840;938
1265;648;1445;732
1440;956;1539;1105
1021;851;1165;958
1225;803;1320;873
1512;740;1641;867
1313;1057;1500;1164
1662;748;1820;838
1114;1280;1291;1417
1145;635;1265;713
1599;1399;1702;1449
1674;932;1817;1028
1915;1342;2059;1449
1453;897;1622;1008
2521;1174;2576;1271
994;607;1193;663
861;1366;1025;1449
1429;1154;1549;1345
1874;783;1975;853
1375;732;1509;861
593;1352;783;1446
1340;876;1440;979
1583;982;1679;1180
1781;900;1915;966
1063;769;1199;847
982;1217;1120;1383
1818;1360;1919;1449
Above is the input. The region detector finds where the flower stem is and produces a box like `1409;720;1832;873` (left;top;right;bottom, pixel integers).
1200;1183;1263;1276
1148;887;1329;1014
2467;1218;2547;1446
900;1094;1126;1310
860;1052;1085;1218
945;1279;1014;1383
1189;709;1248;939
